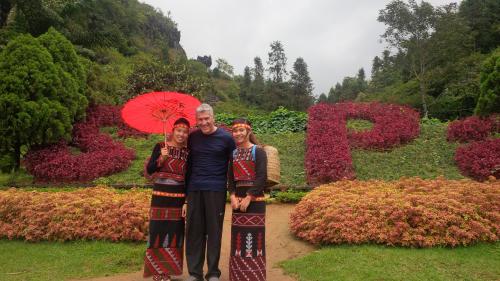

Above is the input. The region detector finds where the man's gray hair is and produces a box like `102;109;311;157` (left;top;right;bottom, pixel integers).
196;103;214;116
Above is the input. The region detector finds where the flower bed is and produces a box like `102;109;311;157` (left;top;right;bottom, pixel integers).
306;102;420;184
345;103;420;149
455;139;500;181
305;106;354;184
447;115;499;143
290;177;499;247
447;115;500;181
24;106;138;183
0;187;150;242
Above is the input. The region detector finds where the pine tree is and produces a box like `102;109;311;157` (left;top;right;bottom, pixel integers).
38;27;87;121
290;57;314;110
357;68;368;92
328;83;342;103
240;66;252;103
318;93;328;104
253;56;264;82
251;56;265;106
475;48;500;116
0;33;87;170
267;41;287;83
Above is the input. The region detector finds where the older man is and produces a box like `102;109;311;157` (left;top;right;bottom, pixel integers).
185;103;236;281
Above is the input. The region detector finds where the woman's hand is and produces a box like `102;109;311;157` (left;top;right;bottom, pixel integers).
158;147;169;164
230;194;240;210
239;195;252;212
181;203;187;218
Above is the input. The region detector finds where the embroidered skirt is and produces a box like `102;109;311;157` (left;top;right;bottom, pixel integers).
143;179;185;278
229;198;266;281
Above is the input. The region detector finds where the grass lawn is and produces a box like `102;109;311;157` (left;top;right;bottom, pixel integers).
94;131;164;185
0;240;145;281
0;169;34;187
351;122;464;181
259;132;306;186
281;243;500;281
2;239;497;281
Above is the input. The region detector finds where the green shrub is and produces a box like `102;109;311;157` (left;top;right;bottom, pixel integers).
475;48;500;116
0;33;87;170
216;106;307;134
271;189;308;203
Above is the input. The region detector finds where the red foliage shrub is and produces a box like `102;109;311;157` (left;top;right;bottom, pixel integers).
344;103;420;149
85;105;149;138
290;178;500;247
447;115;500;143
447;115;500;181
0;187;150;242
306;104;354;184
455;139;500;181
24;105;137;183
306;102;420;184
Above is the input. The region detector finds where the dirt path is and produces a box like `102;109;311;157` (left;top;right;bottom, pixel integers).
75;204;314;281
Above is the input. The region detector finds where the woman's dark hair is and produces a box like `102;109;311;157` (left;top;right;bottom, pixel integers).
174;117;190;127
231;118;260;145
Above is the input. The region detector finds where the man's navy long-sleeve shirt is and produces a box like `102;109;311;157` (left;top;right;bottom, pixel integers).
186;127;236;192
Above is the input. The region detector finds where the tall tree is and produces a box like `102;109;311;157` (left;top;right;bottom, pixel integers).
267;41;287;83
357;68;366;82
338;76;361;101
370;49;407;90
0;1;12;28
429;3;474;68
127;59;212;101
0;33;87;170
38;27;87;122
251;56;265;106
357;67;368;92
317;93;328;104
475;48;500;116
423;2;477;113
459;0;500;53
7;0;59;36
253;56;264;82
371;56;383;77
39;27;87;96
328;83;342;103
213;57;234;78
290;57;314;110
239;66;252;103
378;0;437;117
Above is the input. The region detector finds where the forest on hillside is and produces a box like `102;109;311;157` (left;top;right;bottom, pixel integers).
319;0;499;120
1;0;497;118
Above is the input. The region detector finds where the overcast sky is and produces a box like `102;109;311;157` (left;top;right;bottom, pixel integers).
142;0;456;97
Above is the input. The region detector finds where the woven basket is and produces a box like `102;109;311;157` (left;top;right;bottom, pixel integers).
263;145;280;187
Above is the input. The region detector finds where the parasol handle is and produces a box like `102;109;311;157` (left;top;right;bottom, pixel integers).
163;121;167;147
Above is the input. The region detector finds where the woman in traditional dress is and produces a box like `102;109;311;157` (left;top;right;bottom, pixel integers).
143;118;190;281
228;118;267;281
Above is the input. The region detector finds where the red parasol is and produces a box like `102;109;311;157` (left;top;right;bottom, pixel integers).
121;92;201;144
